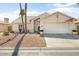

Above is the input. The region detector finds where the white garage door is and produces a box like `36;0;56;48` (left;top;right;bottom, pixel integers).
43;22;71;34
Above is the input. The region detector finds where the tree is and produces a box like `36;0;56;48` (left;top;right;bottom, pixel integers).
19;3;25;33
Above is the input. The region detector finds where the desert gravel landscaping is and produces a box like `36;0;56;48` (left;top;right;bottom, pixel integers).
0;33;46;47
0;33;17;45
0;34;23;47
20;34;46;47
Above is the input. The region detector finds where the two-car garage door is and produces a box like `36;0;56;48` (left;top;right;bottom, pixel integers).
43;22;71;34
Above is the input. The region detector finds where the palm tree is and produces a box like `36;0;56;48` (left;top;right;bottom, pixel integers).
19;3;25;33
24;3;27;33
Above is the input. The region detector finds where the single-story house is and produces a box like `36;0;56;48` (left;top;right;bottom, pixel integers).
39;12;77;34
11;12;49;33
11;12;78;34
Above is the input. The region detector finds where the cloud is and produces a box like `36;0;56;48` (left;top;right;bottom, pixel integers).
0;10;19;22
13;10;20;14
0;10;44;22
0;3;78;23
48;7;79;18
45;3;76;8
27;10;44;16
53;3;76;7
13;10;44;16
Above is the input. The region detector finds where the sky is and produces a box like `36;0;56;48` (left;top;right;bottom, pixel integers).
0;3;79;22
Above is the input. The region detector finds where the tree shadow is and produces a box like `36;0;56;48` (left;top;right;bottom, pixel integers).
12;34;25;56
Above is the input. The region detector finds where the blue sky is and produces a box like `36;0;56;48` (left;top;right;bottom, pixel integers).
0;3;79;22
0;3;19;22
27;3;79;18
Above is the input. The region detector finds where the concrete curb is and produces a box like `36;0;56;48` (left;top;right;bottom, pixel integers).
1;47;79;50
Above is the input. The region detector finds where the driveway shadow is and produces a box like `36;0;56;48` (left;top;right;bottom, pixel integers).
44;34;79;40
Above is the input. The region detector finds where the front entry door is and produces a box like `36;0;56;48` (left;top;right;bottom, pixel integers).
18;24;23;33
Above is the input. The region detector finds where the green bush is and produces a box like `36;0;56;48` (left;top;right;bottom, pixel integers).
72;29;77;32
3;31;9;36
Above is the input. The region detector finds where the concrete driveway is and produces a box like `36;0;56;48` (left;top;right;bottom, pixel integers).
44;34;79;48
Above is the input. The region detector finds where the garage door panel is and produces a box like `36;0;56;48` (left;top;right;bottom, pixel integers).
43;23;70;34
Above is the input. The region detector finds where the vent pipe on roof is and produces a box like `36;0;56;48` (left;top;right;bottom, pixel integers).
4;18;9;23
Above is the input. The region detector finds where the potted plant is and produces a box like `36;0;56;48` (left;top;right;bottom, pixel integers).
72;29;77;34
40;30;44;34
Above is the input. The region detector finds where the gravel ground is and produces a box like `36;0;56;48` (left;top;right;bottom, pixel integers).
0;33;17;45
0;34;23;47
20;34;46;47
0;33;46;47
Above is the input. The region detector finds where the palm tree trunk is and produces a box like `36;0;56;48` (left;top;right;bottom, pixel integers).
25;3;27;33
19;3;25;33
24;3;27;33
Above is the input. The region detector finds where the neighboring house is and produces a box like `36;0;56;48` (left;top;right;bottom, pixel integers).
0;18;10;32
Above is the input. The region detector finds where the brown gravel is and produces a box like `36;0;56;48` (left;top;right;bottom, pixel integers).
20;34;46;47
0;34;46;47
0;33;16;45
0;34;23;47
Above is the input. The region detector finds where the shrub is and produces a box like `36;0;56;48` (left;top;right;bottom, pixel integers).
40;30;44;32
3;31;9;36
72;30;77;32
10;31;14;33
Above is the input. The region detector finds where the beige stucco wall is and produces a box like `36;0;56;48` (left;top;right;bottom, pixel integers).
30;13;49;33
0;23;10;32
11;23;34;33
40;12;76;34
27;23;33;33
11;23;19;32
